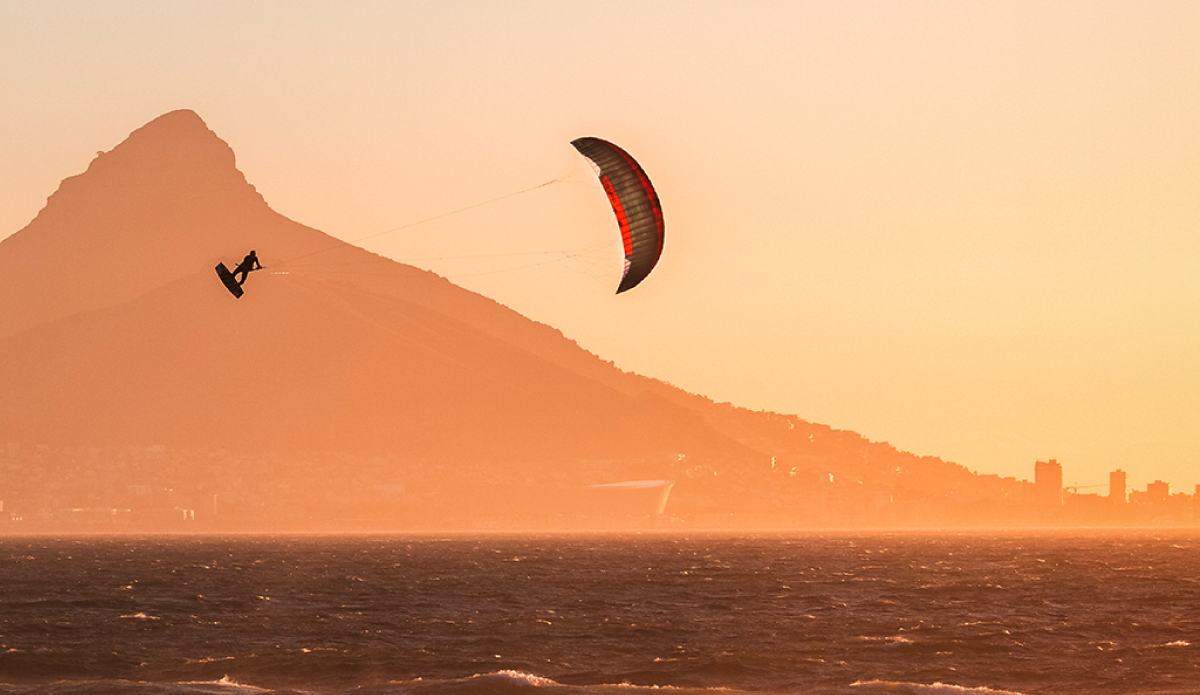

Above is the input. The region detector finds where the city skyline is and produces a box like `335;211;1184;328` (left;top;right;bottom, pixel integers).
5;443;1197;532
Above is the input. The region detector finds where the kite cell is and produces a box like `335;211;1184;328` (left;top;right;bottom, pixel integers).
571;137;664;293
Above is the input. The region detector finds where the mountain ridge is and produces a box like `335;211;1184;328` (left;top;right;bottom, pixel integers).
0;110;990;529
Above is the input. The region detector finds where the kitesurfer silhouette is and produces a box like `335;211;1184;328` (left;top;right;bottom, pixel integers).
231;250;262;285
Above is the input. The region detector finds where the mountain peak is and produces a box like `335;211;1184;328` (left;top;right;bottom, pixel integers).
107;109;218;155
109;109;219;161
67;109;257;202
0;110;290;337
143;108;207;128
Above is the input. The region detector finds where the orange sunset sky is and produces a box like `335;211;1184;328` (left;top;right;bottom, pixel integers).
2;2;1198;493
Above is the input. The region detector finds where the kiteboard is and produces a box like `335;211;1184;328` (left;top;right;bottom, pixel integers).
215;262;243;298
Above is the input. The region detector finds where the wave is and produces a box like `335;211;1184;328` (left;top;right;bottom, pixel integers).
0;676;275;695
849;682;1030;695
119;613;161;621
362;671;770;695
0;675;1052;695
0;673;774;695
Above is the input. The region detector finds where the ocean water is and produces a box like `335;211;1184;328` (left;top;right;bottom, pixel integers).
1;532;1198;695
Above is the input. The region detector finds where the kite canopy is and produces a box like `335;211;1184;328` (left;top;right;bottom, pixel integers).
571;137;664;293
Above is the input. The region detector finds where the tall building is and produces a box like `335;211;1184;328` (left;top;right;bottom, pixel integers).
1109;469;1127;504
1034;459;1064;507
1147;480;1170;503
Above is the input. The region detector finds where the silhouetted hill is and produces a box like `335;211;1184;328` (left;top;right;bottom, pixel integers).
0;269;731;461
0;110;989;530
0;110;741;461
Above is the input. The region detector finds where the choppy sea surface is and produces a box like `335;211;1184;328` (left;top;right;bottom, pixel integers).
1;532;1198;695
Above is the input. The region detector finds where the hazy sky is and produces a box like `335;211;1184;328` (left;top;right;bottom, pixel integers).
3;1;1198;492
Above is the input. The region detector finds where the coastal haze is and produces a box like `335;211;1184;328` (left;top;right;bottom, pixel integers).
2;3;1198;494
0;110;968;531
0;110;1193;531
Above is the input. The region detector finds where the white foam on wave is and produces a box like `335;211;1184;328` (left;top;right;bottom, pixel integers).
851;681;1030;695
176;675;271;693
852;635;914;645
464;671;755;693
119;612;160;620
602;680;752;692
492;670;560;687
